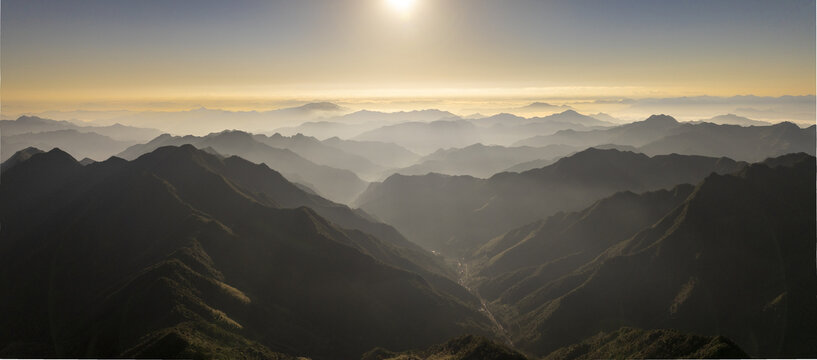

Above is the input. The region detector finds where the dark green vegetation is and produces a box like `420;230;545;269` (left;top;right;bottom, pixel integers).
543;327;748;360
361;335;527;360
356;148;746;255
0;145;491;359
468;153;817;358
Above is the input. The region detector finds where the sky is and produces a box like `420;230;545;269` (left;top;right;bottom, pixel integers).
1;0;815;115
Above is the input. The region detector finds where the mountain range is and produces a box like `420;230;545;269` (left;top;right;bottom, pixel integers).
0;145;493;359
117;131;369;204
392;143;578;179
0;116;161;162
467;153;816;358
356;148;747;255
515;114;815;162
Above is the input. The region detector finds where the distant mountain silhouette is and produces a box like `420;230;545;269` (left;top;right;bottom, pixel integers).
354;119;482;154
467;110;612;145
468;154;816;357
588;112;621;124
528;110;614;127
543;327;747;360
1;115;161;141
274;109;456;140
1;129;136;162
322;137;420;168
362;335;526;360
515;114;815;162
515;114;681;148
639;121;815;161
292;101;345;112
253;133;385;180
697;113;771;126
356;148;745;255
99;103;348;135
393;143;578;178
519;102;570;111
0;145;492;359
118;131;368;204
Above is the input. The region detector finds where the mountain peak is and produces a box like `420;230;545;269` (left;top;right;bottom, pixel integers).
643;114;678;124
295;102;343;112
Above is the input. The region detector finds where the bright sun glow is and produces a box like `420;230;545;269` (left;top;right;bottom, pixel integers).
386;0;416;15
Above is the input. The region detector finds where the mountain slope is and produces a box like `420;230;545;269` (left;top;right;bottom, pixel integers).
543;327;747;360
322;137;420;169
356;148;745;255
0;146;43;172
639;121;816;161
0;146;492;359
514;114;815;162
0;115;161;141
1;129;136;162
118;131;368;204
486;154;816;357
393;144;578;178
253;133;385;180
354;120;482;155
362;335;527;360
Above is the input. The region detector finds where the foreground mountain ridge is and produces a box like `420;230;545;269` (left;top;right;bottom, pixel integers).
469;153;816;357
0;145;492;359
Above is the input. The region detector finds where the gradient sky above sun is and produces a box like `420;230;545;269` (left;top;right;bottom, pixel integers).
1;0;814;113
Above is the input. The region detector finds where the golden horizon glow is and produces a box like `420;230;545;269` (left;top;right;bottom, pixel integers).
386;0;417;16
2;1;814;118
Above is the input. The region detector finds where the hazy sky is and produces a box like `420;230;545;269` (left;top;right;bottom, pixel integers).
2;0;815;113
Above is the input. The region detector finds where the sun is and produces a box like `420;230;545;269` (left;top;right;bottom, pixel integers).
386;0;417;15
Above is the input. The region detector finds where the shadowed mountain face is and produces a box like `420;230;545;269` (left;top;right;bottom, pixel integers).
356;148;746;255
118;131;368;204
542;327;748;360
362;335;527;360
515;114;815;162
470;154;816;358
0;146;43;172
0;146;492;359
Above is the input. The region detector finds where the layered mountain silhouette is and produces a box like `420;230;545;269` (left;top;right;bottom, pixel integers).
274;109;456;139
393;143;578;179
118;131;368;204
321;137;420;169
467;154;816;358
1;115;161;141
354;119;482;155
356;148;746;255
0;145;492;359
697;113;771;126
1;129;136;162
515;114;815;162
252;133;385;180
